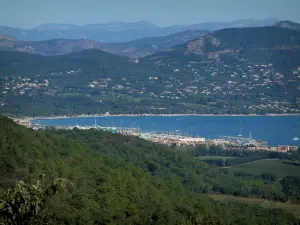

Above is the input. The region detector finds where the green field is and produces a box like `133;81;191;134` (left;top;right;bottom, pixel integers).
209;194;300;219
227;159;300;178
195;156;238;160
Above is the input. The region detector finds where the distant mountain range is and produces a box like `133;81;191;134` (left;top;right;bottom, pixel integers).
0;30;209;58
3;19;300;59
0;18;279;42
104;30;208;58
0;35;105;56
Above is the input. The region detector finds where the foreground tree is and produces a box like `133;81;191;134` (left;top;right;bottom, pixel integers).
0;175;67;225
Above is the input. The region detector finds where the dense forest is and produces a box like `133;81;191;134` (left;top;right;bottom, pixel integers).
0;116;299;224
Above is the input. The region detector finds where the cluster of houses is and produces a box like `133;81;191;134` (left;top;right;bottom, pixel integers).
82;58;299;115
246;145;298;152
1;76;49;103
150;58;300;113
2;57;299;115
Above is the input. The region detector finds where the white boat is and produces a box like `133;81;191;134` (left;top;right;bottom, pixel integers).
293;137;299;141
238;129;242;137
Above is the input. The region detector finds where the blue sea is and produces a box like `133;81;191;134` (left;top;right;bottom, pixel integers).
33;116;300;146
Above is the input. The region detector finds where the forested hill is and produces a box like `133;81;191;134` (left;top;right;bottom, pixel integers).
0;49;167;116
0;116;299;224
0;37;106;56
0;49;133;77
144;27;300;63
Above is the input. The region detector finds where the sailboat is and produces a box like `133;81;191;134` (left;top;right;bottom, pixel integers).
94;116;97;128
238;129;242;137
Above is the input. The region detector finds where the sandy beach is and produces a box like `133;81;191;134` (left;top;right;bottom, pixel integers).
10;113;300;123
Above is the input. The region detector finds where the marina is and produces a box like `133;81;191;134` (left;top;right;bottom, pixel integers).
26;115;300;146
220;134;268;146
12;115;299;151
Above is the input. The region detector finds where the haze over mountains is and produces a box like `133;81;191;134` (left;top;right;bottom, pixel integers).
103;30;208;58
0;30;208;58
0;18;278;42
1;19;299;59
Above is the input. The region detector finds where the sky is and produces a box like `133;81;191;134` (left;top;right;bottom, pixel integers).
0;0;300;28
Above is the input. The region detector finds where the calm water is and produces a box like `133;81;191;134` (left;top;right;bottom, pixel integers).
33;116;300;146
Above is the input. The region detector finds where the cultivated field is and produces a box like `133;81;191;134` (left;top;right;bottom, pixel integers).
195;156;238;160
209;194;300;219
226;159;300;178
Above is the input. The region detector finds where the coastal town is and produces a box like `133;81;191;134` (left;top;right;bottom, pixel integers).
117;129;298;152
2;1;300;223
15;117;299;153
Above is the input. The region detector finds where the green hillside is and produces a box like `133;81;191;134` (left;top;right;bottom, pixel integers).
0;50;168;116
0;49;130;76
144;27;300;71
226;159;300;178
0;116;299;224
0;37;105;56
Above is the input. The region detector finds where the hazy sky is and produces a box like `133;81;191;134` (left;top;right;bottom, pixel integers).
1;0;300;28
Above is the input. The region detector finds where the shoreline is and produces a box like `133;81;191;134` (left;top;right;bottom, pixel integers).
10;113;300;122
10;113;300;148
